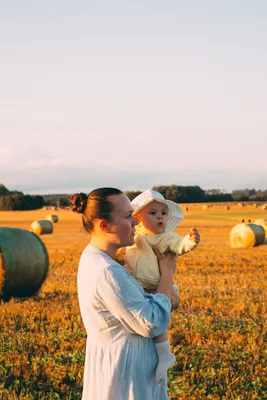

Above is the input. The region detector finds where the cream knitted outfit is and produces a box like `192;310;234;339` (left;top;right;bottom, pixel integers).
124;230;197;290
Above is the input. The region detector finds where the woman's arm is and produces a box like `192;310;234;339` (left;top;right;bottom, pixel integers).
95;263;172;338
153;247;176;300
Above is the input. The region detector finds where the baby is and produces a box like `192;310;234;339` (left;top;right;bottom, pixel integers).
123;189;200;383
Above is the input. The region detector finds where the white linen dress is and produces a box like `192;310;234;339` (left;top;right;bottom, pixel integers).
78;244;172;400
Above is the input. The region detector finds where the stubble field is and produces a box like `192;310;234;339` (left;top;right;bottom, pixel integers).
0;204;266;399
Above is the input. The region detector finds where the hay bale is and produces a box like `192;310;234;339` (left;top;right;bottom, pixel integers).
254;219;267;236
230;223;265;248
45;214;59;223
30;220;53;235
0;227;49;298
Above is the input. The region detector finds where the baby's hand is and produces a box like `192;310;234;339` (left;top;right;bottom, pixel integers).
189;227;200;244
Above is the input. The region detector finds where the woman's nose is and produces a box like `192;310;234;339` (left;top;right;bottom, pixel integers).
132;216;139;225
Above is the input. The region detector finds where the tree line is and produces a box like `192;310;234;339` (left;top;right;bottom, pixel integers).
0;184;44;211
126;185;267;203
1;183;267;210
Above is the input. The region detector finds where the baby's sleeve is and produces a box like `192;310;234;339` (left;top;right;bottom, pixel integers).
160;232;197;256
123;245;140;275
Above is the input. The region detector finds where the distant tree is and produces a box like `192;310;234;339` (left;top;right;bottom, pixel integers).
124;191;142;201
232;189;256;201
152;186;168;199
249;190;267;201
153;185;205;203
0;184;9;195
0;194;44;211
43;194;69;206
204;193;232;202
59;197;69;207
10;190;24;196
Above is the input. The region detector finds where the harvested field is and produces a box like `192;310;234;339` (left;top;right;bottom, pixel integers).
0;204;266;399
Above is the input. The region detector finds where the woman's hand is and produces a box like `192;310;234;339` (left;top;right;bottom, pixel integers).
152;247;176;277
152;247;176;299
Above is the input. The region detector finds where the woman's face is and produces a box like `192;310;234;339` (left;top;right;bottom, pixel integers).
107;194;138;247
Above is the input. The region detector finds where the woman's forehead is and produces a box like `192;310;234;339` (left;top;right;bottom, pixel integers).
110;193;132;213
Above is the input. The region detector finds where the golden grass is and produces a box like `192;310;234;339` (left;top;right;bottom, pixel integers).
0;253;4;297
0;204;266;399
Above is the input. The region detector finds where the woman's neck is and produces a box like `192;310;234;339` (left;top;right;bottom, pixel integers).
90;237;116;259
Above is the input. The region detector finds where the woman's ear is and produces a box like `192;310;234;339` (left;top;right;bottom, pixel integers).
99;220;110;233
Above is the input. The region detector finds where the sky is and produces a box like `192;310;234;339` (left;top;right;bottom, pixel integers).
1;0;267;194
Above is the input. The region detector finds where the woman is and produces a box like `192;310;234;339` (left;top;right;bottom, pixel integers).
69;187;176;400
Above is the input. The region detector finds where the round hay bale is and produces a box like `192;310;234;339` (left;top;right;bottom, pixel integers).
230;223;265;248
30;220;53;235
254;219;267;236
0;227;49;298
45;214;59;223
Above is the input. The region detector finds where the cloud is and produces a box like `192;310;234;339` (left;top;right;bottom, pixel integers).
1;145;267;194
3;164;267;195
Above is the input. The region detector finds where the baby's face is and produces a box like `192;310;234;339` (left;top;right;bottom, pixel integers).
136;200;168;235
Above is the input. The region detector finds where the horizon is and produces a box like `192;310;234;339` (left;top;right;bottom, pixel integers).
2;182;267;197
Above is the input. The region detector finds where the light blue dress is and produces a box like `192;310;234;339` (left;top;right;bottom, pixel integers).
78;244;171;400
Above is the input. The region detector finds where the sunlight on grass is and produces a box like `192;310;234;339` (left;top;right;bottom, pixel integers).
0;205;266;399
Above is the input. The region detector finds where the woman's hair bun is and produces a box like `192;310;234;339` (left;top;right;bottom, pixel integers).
69;192;88;214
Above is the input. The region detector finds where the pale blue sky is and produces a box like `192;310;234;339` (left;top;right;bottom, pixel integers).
1;1;266;194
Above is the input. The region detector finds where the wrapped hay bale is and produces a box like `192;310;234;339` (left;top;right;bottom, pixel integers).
45;214;59;223
254;219;267;236
230;223;265;248
30;220;53;235
0;227;49;298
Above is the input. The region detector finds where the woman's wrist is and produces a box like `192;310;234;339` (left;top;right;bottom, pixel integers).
160;269;174;279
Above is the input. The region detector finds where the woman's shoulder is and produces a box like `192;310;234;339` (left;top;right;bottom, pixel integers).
83;245;128;269
79;245;129;285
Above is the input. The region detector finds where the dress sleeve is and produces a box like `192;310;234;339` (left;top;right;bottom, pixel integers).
95;263;171;338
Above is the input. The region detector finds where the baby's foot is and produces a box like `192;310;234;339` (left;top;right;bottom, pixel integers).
156;353;176;384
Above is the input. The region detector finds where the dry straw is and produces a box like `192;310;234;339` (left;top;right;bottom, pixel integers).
0;254;4;297
230;223;265;248
0;227;49;298
45;214;59;223
30;220;53;235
